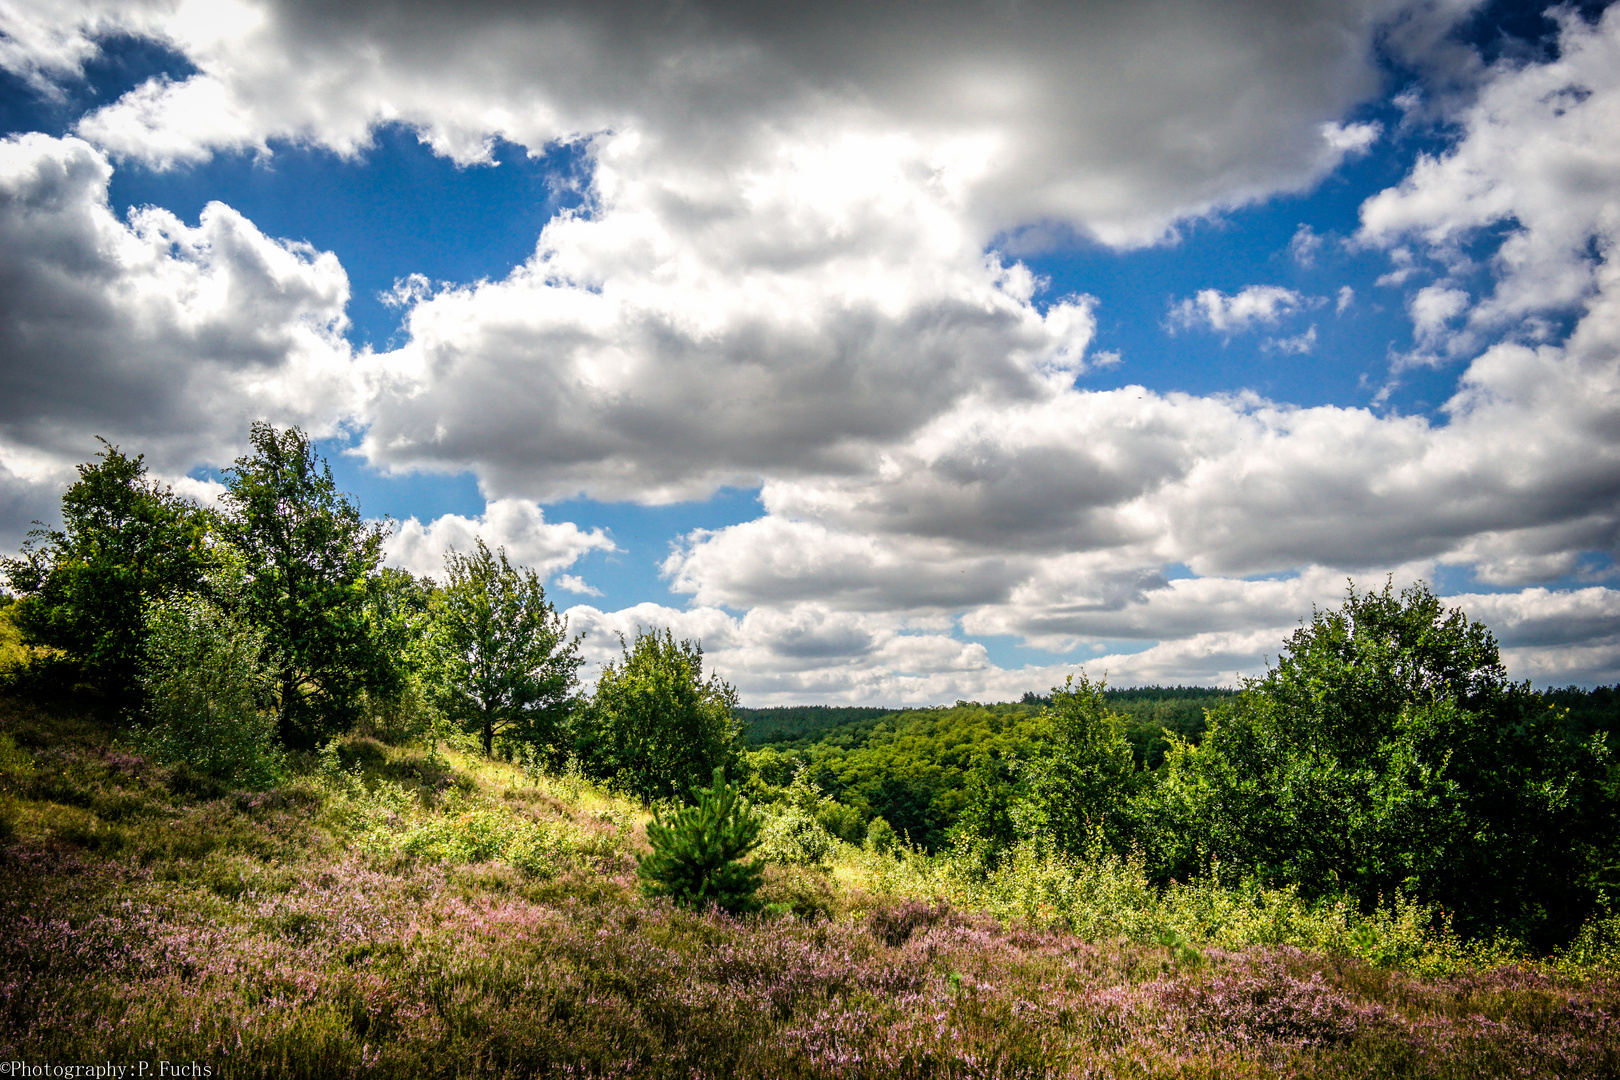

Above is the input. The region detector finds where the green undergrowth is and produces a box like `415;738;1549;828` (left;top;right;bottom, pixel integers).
839;838;1620;980
2;698;1617;1078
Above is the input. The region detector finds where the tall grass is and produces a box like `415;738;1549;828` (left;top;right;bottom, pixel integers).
839;838;1546;977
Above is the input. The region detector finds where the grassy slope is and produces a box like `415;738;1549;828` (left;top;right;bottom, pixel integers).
2;699;1618;1079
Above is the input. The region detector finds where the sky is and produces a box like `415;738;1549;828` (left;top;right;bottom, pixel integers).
1;0;1618;704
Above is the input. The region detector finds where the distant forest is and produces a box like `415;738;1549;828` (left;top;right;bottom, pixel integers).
743;684;1620;760
738;685;1239;768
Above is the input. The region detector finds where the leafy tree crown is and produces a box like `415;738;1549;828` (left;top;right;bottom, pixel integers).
218;422;392;748
0;439;210;709
589;628;741;803
424;538;582;757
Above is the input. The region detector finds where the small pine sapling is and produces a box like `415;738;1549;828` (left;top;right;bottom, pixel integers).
637;768;765;914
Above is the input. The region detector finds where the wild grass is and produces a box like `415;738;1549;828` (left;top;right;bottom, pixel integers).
836;838;1555;978
2;700;1616;1078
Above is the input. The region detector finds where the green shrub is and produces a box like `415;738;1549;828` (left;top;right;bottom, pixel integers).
757;763;841;865
815;798;867;844
637;768;765;914
1012;673;1135;859
865;816;899;855
758;806;837;865
584;629;740;803
1556;906;1620;973
137;593;283;789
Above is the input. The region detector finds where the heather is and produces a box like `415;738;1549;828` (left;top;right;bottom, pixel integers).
3;700;1619;1078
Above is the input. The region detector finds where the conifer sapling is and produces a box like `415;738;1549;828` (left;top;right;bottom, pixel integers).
637;768;765;914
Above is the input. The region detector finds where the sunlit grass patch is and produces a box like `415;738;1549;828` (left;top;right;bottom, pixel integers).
831;837;1542;980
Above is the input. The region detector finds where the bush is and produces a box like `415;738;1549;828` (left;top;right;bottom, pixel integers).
356;677;436;745
757;763;845;865
137;593;282;789
758;806;837;866
816;798;867;844
1012;673;1135;859
638;768;765;914
865;816;899;855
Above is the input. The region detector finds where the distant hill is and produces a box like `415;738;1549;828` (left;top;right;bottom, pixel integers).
737;704;907;745
741;686;1240;763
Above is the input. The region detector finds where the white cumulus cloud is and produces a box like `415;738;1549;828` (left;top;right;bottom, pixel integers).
1168;285;1308;334
1;1;1618;695
384;499;617;581
0;132;360;547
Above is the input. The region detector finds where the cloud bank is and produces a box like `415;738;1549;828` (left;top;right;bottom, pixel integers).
1;0;1618;701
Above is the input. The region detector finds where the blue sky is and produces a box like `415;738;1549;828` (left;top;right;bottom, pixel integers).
1;0;1618;701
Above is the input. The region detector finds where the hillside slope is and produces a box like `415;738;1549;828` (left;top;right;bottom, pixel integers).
2;698;1617;1079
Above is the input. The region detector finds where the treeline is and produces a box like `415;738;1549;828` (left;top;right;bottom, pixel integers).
0;428;743;804
2;430;1618;951
739;687;1241;852
738;705;907;745
741;602;1619;949
739;687;1233;769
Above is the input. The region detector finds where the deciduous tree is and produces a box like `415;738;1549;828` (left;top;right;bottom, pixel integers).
1011;674;1135;857
217;423;391;749
1145;580;1615;947
0;440;210;711
424;539;582;757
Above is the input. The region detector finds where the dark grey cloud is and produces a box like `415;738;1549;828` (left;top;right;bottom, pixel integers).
0;134;358;484
25;0;1421;242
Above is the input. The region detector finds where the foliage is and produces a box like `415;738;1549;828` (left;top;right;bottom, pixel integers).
1542;683;1620;753
360;566;439;735
638;768;766;914
865;815;899;854
0;440;210;710
743;691;1238;854
0;599;44;675
585;628;741;803
1144;579;1618;948
738;704;907;745
1103;686;1236;768
365;566;436;667
757;767;840;865
758;809;838;866
137;591;282;789
422;539;582;758
1009;674;1136;859
761;701;1050;852
217;423;392;750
